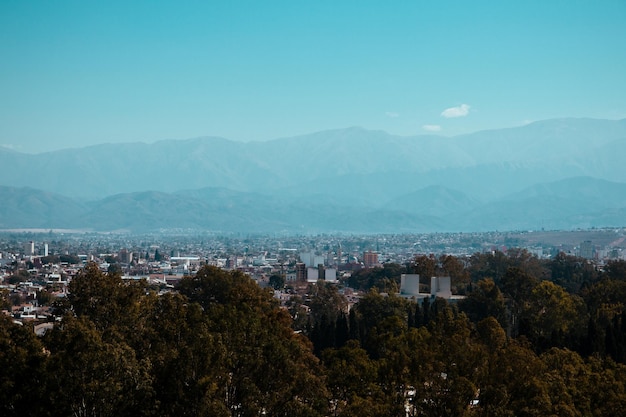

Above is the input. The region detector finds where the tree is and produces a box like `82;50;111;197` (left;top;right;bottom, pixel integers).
353;290;410;356
477;316;507;353
345;262;404;292
458;278;507;328
59;254;81;264
498;267;539;338
0;316;48;416
141;293;227;416
550;252;597;292
269;273;286;290
524;280;586;351
408;307;481;417
45;315;155;417
475;340;552;417
412;254;437;287
439;254;470;293
7;269;30;285
605;259;626;281
468;249;547;287
177;265;328;416
68;262;145;335
469;251;511;284
307;281;347;326
36;289;54;306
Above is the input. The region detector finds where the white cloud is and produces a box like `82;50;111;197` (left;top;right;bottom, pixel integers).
385;111;399;118
441;104;470;118
422;124;442;132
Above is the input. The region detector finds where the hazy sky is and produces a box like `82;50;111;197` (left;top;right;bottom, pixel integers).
2;0;626;152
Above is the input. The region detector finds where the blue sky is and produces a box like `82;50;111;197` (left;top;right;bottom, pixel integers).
1;0;625;152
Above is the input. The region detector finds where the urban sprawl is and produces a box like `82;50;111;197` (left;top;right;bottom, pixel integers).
3;228;625;326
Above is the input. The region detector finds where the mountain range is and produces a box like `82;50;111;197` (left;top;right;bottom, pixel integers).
1;117;625;233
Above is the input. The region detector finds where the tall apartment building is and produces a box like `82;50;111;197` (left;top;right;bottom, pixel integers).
295;263;307;282
580;240;593;259
24;241;35;256
363;250;379;268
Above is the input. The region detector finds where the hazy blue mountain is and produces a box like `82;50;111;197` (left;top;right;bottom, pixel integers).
71;189;446;233
456;177;626;231
384;185;481;217
502;177;626;207
0;186;86;229
453;118;626;165
0;176;624;233
0;118;625;233
1;118;624;202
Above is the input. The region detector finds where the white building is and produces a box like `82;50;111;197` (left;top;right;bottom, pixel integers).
300;252;325;268
24;241;35;256
400;274;462;303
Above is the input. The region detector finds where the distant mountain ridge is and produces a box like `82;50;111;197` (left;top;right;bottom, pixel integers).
1;176;625;233
1;118;625;233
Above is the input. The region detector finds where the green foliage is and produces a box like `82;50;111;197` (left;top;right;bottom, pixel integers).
469;249;546;285
59;254;81;264
7;269;30;285
439;254;471;292
0;315;48;416
45;315;155;417
307;281;347;325
68;262;146;335
459;278;507;328
550;252;598;292
605;259;626;281
41;255;60;264
412;254;437;286
177;265;329;416
353;290;410;357
0;289;10;310
269;273;286;289
524;281;586;350
36;289;54;306
345;262;405;292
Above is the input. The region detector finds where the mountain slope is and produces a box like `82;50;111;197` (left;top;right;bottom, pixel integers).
1;176;624;233
1;118;624;202
457;177;626;231
0;118;625;233
384;185;481;217
0;186;86;229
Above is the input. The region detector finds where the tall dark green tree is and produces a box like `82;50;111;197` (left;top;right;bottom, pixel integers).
178;266;329;416
45;315;155;417
0;316;49;417
458;278;507;328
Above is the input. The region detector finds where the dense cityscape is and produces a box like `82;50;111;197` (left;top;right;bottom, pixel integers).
3;228;625;323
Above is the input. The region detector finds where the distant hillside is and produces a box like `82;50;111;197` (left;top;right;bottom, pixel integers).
385;185;481;217
455;177;626;231
0;186;86;229
1;176;625;233
1;118;624;203
1;118;625;233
